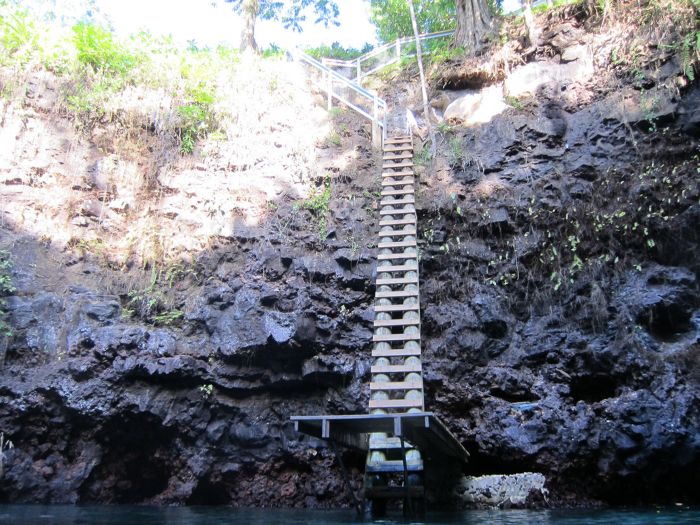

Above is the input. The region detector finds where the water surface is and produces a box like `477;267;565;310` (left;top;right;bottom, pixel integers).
0;506;698;525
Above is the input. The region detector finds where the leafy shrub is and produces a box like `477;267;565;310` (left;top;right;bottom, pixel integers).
125;264;188;326
261;44;284;59
303;175;333;240
72;22;134;75
305;41;373;60
176;82;217;154
0;8;36;55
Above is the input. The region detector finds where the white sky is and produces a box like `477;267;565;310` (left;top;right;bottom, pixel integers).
49;0;524;50
97;0;378;49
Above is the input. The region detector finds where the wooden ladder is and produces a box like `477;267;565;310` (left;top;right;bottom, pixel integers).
364;134;425;512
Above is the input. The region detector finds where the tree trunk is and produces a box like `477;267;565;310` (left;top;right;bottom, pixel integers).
240;0;259;53
522;0;540;47
454;0;494;52
407;0;435;153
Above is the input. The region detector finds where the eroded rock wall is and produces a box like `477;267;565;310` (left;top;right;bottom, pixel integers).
1;8;699;509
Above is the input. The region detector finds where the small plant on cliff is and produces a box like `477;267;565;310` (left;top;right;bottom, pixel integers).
505;95;525;110
73;22;135;75
177;84;216;154
0;251;15;337
0;8;36;63
198;383;214;398
0;432;13;479
414;144;432;167
303;175;333;241
125;263;190;326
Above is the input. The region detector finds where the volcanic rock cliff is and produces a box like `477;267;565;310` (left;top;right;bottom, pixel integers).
1;5;698;508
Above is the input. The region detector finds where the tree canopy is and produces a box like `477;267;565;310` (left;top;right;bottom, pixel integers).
370;0;456;43
371;0;503;50
225;0;339;51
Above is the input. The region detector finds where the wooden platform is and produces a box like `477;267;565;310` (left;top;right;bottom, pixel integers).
290;412;470;463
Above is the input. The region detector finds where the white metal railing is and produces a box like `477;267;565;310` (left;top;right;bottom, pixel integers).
321;31;455;83
290;31;454;147
291;48;388;148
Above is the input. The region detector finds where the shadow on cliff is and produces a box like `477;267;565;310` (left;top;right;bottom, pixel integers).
0;105;382;507
410;50;700;506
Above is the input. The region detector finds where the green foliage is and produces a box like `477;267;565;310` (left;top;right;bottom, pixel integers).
0;8;36;60
532;0;577;14
679;30;699;81
326;130;341;147
65;79;109;128
225;0;340;42
448;136;465;167
478;156;700;301
303;175;333;241
177;103;208;154
305;41;373;60
176;76;217;154
152;310;184;326
425;39;466;64
198;383;214;398
125;263;193;326
261;44;284;58
414;144;432;167
505;95;524;110
437;120;454;134
370;0;455;42
0;251;15;338
72;22;135;75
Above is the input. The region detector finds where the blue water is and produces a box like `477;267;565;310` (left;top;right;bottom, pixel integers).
0;507;699;525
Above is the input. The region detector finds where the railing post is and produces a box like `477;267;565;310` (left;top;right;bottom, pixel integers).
396;39;401;60
372;95;381;149
327;70;332;111
356;58;361;83
321;57;333;110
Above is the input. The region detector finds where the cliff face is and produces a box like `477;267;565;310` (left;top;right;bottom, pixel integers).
1;6;699;508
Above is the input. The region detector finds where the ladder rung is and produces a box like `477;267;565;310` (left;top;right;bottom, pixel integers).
372;346;421;357
375;264;417;272
366;459;424;472
385;137;412;144
381;177;415;187
372;333;420;343
377;230;418;242
383;145;414;153
381;198;415;207
377;241;416;249
377;228;417;237
381;188;414;197
383;152;412;161
381;197;415;207
368;398;424;410
369;436;407;449
382;161;414;170
364;486;424;498
373;318;419;327
375;289;419;299
379;207;415;216
377;253;417;261
375;277;418;286
374;303;419;312
382;171;414;178
379;218;416;227
370;380;423;391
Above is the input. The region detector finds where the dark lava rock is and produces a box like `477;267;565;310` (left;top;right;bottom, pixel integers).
1;17;700;511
